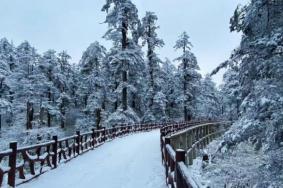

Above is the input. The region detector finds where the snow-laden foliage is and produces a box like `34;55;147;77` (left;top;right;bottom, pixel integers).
101;0;145;125
140;11;166;123
174;32;201;121
77;42;107;129
219;68;241;120
0;0;221;150
197;75;221;119
218;0;283;150
205;1;283;186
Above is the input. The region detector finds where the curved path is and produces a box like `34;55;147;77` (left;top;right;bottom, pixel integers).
20;130;166;188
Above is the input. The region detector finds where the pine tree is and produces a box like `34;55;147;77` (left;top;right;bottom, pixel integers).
0;38;15;130
174;32;201;121
102;0;144;125
38;50;61;127
160;58;179;120
197;75;221;119
140;11;166;122
78;42;106;129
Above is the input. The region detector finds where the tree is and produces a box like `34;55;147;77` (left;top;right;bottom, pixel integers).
0;38;15;130
197;75;221;119
174;32;201;121
57;51;73;128
102;0;144;125
78;42;107;129
160;58;179;120
7;41;42;130
38;50;61;127
140;11;166;122
219;68;241;120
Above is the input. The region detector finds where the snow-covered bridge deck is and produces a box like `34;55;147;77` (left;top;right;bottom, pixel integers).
19;130;166;188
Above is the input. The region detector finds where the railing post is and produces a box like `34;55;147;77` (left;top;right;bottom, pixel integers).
52;136;58;168
76;131;81;155
187;131;193;165
164;137;170;181
8;142;17;187
160;131;165;163
192;130;196;159
176;149;186;188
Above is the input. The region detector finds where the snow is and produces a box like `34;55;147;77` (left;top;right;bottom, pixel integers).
185;136;283;187
19;130;166;188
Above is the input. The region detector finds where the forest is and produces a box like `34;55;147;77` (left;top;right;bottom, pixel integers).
0;0;282;187
0;1;224;149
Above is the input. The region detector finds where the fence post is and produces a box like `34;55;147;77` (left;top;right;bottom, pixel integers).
192;130;196;159
176;149;186;188
76;131;81;155
8;142;17;187
187;131;193;166
52;136;58;168
164;137;170;181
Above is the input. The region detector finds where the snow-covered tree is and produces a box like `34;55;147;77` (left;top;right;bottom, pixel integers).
56;51;73;128
174;32;201;121
197;75;221;119
210;1;283;185
102;0;144;125
77;42;107;129
219;68;241;120
0;38;15;130
159;58;179;120
212;0;283;149
140;11;166;122
38;50;61;127
8;41;42;130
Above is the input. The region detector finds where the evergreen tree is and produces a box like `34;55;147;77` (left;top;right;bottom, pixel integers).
38;50;61;127
174;32;201;121
197;75;221;119
77;42;106;129
102;0;144;125
140;11;165;122
160;58;179;120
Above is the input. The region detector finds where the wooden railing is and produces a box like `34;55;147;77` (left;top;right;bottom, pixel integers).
0;123;161;187
160;121;231;188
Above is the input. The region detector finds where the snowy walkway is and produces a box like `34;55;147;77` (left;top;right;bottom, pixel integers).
19;130;166;188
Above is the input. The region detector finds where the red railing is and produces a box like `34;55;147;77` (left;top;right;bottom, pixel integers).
160;121;231;188
0;123;161;187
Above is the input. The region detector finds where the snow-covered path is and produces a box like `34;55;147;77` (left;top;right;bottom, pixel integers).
19;130;166;188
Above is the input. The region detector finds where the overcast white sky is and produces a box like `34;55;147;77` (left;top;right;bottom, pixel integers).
0;0;248;84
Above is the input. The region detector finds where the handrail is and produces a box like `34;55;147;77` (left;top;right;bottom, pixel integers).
0;122;161;187
160;121;231;188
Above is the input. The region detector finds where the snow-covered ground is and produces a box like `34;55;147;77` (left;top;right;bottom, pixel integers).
19;130;166;188
187;137;283;187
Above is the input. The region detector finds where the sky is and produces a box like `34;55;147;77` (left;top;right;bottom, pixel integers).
0;0;248;85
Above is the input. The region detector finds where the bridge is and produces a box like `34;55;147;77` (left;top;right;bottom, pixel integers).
0;121;230;188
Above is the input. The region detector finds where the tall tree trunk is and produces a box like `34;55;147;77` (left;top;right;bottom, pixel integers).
84;95;88;108
95;109;101;130
60;107;65;129
183;46;189;121
132;93;136;109
147;25;154;108
122;71;127;111
114;81;118;110
47;88;51;127
121;20;128;111
184;106;188;122
26;101;34;129
0;114;2;131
